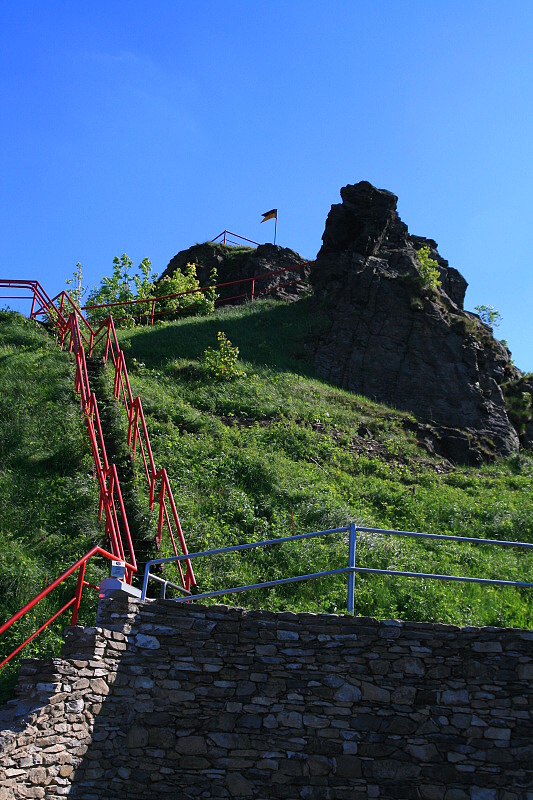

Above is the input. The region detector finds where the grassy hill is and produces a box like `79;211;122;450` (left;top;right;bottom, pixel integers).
118;296;533;626
1;298;532;698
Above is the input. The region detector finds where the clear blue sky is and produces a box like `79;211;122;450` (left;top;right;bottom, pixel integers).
1;1;532;370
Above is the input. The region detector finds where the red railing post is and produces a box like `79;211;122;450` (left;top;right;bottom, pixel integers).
114;353;122;399
157;480;166;546
70;561;87;625
127;400;136;450
30;286;37;319
150;298;156;326
251;278;255;302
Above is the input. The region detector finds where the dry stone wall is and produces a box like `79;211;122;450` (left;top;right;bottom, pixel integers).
0;594;532;799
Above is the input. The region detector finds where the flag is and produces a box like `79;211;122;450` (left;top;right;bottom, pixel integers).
261;209;277;223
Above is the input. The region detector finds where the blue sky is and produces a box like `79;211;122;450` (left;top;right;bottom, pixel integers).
1;1;532;370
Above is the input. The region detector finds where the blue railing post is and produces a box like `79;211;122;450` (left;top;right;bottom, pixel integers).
347;523;357;614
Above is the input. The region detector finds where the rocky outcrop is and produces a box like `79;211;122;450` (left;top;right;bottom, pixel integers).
503;374;533;449
310;181;520;463
161;242;311;303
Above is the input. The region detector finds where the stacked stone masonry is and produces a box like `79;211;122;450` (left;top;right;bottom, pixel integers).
0;595;532;799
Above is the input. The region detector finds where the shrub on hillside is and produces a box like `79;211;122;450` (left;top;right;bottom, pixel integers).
202;331;244;380
85;255;217;327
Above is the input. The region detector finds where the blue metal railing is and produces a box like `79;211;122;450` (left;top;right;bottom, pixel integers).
141;524;533;612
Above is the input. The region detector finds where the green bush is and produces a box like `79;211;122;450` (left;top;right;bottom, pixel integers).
202;331;244;379
474;304;502;328
416;246;442;293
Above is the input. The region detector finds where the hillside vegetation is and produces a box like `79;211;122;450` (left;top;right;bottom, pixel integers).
1;299;532;698
117;296;533;626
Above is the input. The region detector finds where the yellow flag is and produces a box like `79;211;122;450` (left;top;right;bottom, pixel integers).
261;209;277;223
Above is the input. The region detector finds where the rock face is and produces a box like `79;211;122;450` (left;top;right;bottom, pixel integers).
310;181;519;463
161;242;311;303
503;374;533;449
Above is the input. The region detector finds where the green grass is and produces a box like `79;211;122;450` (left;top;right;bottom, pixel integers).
113;298;533;628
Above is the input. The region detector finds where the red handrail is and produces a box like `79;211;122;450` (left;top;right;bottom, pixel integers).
211;230;261;246
63;311;137;581
1;281;195;577
81;261;311;321
0;546;126;669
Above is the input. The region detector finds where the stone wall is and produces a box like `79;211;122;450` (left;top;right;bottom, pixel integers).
0;595;532;799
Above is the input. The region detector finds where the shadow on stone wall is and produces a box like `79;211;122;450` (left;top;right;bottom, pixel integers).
1;593;533;799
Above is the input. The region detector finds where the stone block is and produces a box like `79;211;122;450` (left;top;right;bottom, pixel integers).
134;634;160;650
485;726;511;741
472;642;502;653
406;743;439;761
517;663;533;680
226;771;255;796
277;711;303;728
420;787;446;800
335;755;362;778
175;736;207;755
396;656;426;676
361;682;390;703
334;683;362;703
29;766;47;784
440;689;469;705
277;630;299;641
65;699;84;714
126;724;149;749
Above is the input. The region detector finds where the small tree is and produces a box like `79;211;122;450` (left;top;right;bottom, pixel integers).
474;304;502;328
65;262;86;308
85;254;136;326
202;331;243;379
85;256;218;328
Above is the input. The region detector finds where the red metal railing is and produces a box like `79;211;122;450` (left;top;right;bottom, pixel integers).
0;546;126;669
26;285;196;588
0;279;195;668
211;230;261;246
81;262;311;327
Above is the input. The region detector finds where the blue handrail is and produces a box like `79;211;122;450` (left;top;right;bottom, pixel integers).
141;524;533;612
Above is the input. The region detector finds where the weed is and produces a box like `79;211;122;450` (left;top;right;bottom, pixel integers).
202;331;244;379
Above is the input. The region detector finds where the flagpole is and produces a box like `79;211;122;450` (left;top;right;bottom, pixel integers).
274;214;277;245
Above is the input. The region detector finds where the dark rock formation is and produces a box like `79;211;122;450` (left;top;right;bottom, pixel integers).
310;181;519;463
161;242;311;304
503;374;533;449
